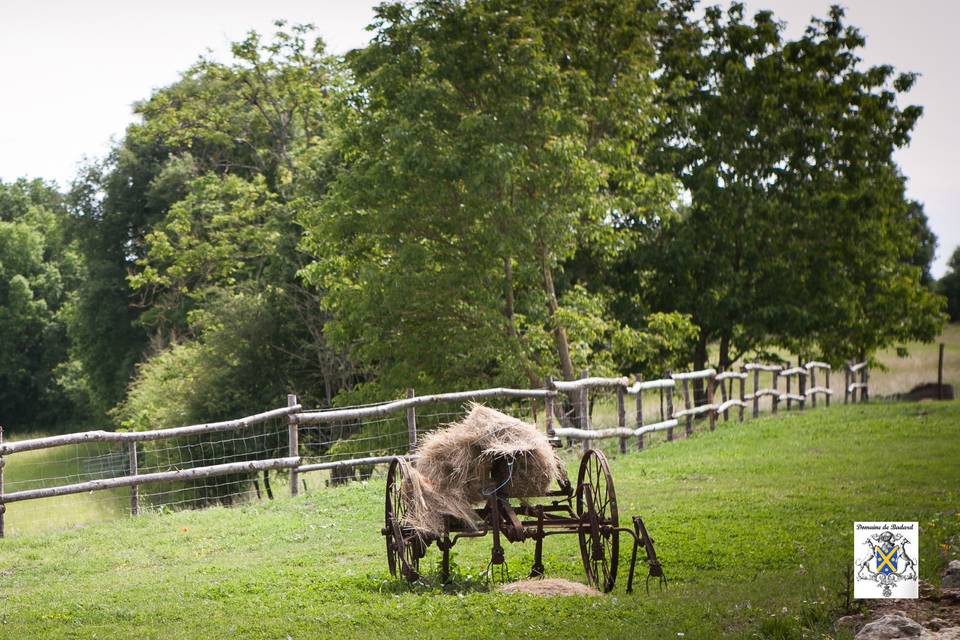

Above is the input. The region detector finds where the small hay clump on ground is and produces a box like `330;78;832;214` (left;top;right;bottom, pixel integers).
401;403;563;535
499;578;602;597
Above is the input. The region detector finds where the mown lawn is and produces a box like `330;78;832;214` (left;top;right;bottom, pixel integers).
0;401;958;639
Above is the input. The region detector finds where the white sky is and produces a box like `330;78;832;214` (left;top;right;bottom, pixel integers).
1;0;956;276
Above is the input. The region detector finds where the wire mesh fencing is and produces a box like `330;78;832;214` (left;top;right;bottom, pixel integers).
0;408;298;537
0;361;868;538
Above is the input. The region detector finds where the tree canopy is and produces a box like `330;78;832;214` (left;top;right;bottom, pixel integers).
637;1;943;372
0;1;946;434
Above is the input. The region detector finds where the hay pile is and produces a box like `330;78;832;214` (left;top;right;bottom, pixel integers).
401;403;563;535
499;578;602;597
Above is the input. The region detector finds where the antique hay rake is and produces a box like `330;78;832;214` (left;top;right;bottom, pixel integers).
382;448;664;593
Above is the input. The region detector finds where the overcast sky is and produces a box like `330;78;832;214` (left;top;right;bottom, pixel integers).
1;0;956;276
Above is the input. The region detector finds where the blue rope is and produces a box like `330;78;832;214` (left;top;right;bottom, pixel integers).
482;455;515;496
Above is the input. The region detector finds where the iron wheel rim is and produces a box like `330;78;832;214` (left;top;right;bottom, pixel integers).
576;449;619;592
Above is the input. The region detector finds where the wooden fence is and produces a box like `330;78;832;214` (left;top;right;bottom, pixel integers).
0;361;868;538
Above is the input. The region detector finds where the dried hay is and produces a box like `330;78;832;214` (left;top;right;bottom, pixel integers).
401;403;563;535
499;578;602;597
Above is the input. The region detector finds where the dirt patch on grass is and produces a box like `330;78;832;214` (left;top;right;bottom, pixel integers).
499;578;602;597
869;586;960;628
836;584;960;635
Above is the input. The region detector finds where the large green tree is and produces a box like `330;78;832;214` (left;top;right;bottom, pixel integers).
640;2;943;372
300;0;692;398
114;23;356;429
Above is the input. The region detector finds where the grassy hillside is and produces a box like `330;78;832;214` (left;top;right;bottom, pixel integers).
871;323;960;396
1;402;958;639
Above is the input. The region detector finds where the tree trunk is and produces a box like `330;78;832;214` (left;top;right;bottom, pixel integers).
540;242;575;381
692;333;709;405
718;333;731;372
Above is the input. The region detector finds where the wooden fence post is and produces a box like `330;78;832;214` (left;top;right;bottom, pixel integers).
128;441;139;516
718;371;729;422
288;394;300;498
738;368;746;422
635;376;644;451
406;388;417;449
681;378;693;437
617;385;627;454
665;372;674;442
939;343;945;400
752;368;760;418
861;363;869;403
798;370;806;411
772;371;780;414
579;369;591;453
707;373;716;431
544;378;555;441
0;426;5;538
659;386;665;422
786;374;792;411
825;367;831;407
809;366;817;409
844;364;851;405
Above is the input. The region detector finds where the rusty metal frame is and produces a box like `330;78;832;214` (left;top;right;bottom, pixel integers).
381;449;664;594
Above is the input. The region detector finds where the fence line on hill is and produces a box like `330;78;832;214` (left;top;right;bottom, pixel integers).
0;360;870;538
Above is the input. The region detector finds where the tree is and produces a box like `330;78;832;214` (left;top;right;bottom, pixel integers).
904;200;937;287
0;179;84;430
938;247;960;322
71;23;354;423
639;2;943;374
299;0;691;398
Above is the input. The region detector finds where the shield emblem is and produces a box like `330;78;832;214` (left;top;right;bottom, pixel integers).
875;544;898;575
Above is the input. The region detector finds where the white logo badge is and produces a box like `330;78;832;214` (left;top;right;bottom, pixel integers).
854;522;918;599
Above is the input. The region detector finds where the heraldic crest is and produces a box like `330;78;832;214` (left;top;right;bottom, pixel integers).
856;530;917;597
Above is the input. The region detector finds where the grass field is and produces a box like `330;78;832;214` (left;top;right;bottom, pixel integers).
1;401;958;639
870;323;960;396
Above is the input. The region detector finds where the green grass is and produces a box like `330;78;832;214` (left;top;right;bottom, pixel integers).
1;402;958;639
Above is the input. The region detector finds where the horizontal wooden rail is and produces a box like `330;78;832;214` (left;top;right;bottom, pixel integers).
780;367;807;377
671;368;716;381
1;457;300;504
716;399;747;413
673;403;719;418
849;361;868;373
715;371;748;381
553;418;678;441
550;377;629;392
744;364;782;372
0;406;302;456
626;379;675;393
780;393;804;402
748;389;780;399
297;388;555;424
805;386;833;396
805;361;831;370
298;454;416;474
848;382;868;392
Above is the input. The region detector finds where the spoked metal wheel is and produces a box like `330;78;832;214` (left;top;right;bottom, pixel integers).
576;449;620;592
385;458;421;582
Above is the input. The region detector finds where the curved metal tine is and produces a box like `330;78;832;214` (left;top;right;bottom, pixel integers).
484;558;511;585
646;571;668;595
